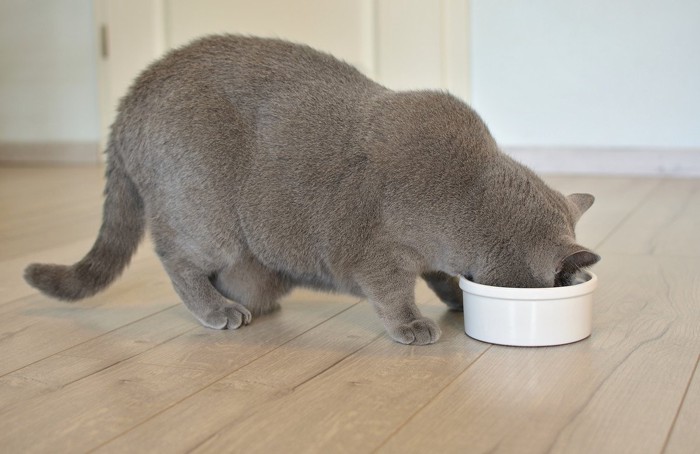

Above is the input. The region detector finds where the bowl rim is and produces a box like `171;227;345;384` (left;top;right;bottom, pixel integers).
459;271;598;301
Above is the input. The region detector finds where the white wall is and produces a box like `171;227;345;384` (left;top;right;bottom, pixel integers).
0;0;99;143
6;0;697;172
471;0;700;148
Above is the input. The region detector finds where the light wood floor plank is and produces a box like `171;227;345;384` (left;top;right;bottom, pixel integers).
664;354;700;454
377;254;700;454
0;304;194;411
0;253;175;376
187;302;488;454
0;296;361;452
0;355;114;411
0;166;103;209
543;175;661;249
130;294;359;373
0;361;220;453
0;165;104;260
1;166;698;453
598;178;700;257
89;279;447;452
94;301;386;453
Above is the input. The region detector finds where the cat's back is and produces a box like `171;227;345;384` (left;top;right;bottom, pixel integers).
112;35;382;190
114;35;382;165
125;35;378;114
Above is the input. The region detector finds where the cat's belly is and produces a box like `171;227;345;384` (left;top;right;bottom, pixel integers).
244;230;342;291
238;209;362;296
282;268;363;296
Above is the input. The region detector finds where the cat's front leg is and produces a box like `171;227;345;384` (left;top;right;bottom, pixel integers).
422;271;463;311
357;268;441;345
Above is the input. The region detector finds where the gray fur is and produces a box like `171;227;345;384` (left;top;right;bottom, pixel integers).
24;35;600;345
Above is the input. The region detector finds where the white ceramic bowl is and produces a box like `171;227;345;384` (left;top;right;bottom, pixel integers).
459;272;597;347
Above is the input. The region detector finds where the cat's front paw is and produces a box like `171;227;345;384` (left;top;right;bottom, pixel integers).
388;317;441;345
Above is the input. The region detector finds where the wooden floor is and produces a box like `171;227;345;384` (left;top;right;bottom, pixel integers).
0;165;698;453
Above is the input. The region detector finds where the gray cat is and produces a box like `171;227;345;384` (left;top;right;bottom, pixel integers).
24;35;599;345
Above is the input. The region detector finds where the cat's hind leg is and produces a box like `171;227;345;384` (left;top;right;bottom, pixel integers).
159;253;252;330
213;253;292;316
357;265;441;345
422;271;463;311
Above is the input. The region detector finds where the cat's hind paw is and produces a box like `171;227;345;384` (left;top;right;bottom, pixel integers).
200;302;252;330
389;317;441;345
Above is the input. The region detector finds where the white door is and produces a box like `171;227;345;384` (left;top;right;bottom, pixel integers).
94;0;166;154
95;0;470;151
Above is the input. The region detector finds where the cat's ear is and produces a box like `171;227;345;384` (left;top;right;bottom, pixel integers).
567;193;595;222
556;247;601;274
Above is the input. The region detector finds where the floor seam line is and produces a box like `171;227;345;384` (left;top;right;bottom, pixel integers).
87;299;366;452
0;303;180;378
372;345;493;453
661;352;700;453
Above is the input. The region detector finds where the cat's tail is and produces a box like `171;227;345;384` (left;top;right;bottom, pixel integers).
24;151;145;301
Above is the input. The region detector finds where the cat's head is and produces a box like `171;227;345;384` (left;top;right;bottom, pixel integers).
463;191;601;288
373;91;600;287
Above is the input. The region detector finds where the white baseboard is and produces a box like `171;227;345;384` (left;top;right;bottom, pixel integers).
0;142;100;164
504;147;700;177
1;142;698;176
